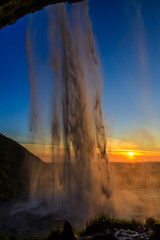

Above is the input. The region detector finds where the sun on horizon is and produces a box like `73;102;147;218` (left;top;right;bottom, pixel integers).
128;152;134;156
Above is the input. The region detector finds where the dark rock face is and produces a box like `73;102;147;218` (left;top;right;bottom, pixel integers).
0;0;83;30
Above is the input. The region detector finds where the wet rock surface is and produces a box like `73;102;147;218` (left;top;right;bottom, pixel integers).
0;199;64;237
79;233;118;239
79;229;149;240
114;228;148;240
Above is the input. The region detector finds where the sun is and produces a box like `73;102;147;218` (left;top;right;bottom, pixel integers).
128;152;134;156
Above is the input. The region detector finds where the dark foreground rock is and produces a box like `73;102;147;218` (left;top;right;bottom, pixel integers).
153;223;160;240
0;0;83;30
0;199;65;237
79;233;118;240
59;221;77;240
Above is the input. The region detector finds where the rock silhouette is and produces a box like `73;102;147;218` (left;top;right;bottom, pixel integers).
59;221;77;240
0;133;50;200
0;0;83;30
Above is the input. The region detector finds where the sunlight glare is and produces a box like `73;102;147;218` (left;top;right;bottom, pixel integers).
128;152;134;156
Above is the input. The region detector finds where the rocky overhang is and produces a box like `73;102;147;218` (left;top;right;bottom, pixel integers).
0;0;84;29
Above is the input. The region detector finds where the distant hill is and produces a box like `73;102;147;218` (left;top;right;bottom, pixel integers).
0;133;50;200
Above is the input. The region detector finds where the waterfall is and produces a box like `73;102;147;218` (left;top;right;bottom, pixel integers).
26;1;111;221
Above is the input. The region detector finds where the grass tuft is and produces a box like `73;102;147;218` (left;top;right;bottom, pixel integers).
144;217;158;229
79;213;143;236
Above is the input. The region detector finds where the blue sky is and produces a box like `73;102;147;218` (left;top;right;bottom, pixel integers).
1;0;160;151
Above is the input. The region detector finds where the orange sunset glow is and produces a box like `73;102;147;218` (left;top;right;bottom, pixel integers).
23;137;160;163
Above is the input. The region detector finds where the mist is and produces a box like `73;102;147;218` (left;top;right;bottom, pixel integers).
26;1;111;223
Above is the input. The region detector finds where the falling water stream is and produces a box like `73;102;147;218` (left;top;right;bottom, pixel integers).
26;1;111;222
